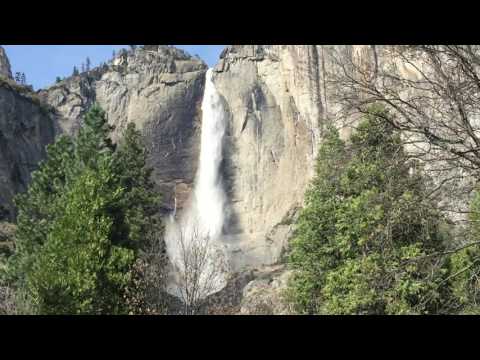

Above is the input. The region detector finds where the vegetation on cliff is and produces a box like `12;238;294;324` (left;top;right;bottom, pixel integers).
0;74;55;115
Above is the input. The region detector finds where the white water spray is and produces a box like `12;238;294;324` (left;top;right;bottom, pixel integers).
165;68;229;300
192;68;227;239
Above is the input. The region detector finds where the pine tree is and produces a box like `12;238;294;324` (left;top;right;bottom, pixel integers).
287;105;450;314
74;104;115;171
72;66;79;76
20;73;26;85
7;105;162;314
86;57;91;72
8;136;75;290
15;72;21;83
26;165;132;314
111;123;162;249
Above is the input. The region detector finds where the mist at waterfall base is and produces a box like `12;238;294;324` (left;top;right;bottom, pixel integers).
164;68;229;300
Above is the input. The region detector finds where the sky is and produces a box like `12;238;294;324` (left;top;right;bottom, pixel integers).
2;45;226;90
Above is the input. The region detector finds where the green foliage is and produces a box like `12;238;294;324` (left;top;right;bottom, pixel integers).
111;123;162;250
6;104;161;314
75;104;116;170
445;190;480;314
9;135;75;285
27;168;133;314
288;106;450;314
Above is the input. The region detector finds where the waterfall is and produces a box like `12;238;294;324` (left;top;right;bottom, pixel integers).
193;68;227;239
164;68;229;302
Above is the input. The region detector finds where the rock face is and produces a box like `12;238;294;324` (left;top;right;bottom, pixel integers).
239;266;293;315
38;46;208;212
0;76;55;220
0;47;12;80
0;100;54;219
212;45;343;271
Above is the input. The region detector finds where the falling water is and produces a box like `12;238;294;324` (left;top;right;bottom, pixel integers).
192;68;227;239
164;68;229;300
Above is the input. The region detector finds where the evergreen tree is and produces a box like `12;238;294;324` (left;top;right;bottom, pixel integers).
26;165;132;314
287;105;449;314
15;72;21;83
20;73;26;85
72;66;79;76
86;57;91;72
7;104;161;314
74;104;115;171
8;136;75;292
111;123;162;250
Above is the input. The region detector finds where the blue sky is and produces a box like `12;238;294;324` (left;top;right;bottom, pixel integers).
3;45;226;90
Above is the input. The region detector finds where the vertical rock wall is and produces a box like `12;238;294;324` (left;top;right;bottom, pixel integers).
213;45;336;270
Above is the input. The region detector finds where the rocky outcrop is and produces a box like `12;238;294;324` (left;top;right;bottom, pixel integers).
38;46;208;212
0;76;55;220
212;45;341;271
0;47;12;80
239;265;293;315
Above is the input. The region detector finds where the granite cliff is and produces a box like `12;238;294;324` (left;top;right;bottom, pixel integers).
1;45;470;314
0;47;12;80
0;47;55;219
